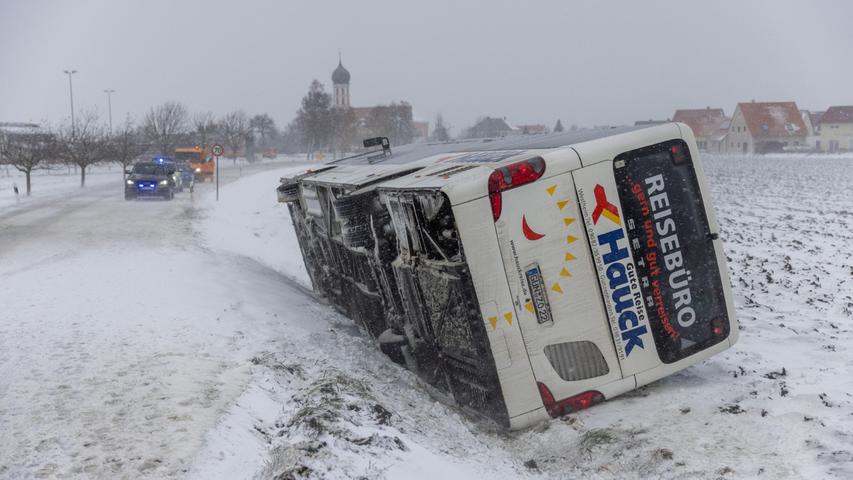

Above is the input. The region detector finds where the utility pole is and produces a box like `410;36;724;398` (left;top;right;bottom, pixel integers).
104;89;115;134
63;69;78;135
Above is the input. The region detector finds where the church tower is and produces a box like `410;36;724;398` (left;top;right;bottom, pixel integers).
331;53;351;108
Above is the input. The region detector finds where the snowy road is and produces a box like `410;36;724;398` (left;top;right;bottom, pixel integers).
0;162;325;478
1;155;852;479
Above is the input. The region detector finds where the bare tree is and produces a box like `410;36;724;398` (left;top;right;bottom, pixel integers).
277;122;303;154
432;113;450;141
294;80;332;159
329;108;358;158
366;102;415;146
109;116;147;179
249;114;276;150
192;111;219;150
0;124;55;195
56;110;110;187
143;101;189;155
220;110;249;164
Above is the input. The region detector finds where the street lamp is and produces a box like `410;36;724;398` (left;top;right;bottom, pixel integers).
104;89;116;134
63;69;78;134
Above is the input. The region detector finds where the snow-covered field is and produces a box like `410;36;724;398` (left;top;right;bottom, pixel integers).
1;154;851;479
0;165;124;211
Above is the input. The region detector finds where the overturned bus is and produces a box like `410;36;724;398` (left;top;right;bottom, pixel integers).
276;123;737;430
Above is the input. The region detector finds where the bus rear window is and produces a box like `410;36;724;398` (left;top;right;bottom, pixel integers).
614;140;729;363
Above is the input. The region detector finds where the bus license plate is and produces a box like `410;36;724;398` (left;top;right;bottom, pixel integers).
525;264;553;324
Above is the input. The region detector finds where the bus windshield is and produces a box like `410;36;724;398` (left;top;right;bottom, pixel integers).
614;139;729;363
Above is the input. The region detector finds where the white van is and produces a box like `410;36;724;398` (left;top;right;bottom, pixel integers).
277;123;737;430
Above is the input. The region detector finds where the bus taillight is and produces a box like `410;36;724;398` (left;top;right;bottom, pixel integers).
671;143;686;165
488;156;546;221
537;382;604;418
712;318;724;336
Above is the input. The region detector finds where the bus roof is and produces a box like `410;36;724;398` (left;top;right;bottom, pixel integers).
334;126;648;167
289;124;675;196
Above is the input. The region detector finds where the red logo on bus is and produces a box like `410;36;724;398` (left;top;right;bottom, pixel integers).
592;185;621;226
522;215;545;241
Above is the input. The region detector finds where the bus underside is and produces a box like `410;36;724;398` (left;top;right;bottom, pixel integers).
283;181;509;425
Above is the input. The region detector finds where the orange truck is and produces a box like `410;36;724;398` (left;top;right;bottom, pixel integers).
174;146;215;182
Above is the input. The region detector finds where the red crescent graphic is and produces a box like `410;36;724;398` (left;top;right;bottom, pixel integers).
522;215;546;241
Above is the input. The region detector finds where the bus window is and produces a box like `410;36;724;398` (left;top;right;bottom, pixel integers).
614;140;729;363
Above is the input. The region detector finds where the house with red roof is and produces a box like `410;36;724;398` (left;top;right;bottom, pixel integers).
800;110;823;150
723;101;807;154
672;108;729;152
817;106;853;152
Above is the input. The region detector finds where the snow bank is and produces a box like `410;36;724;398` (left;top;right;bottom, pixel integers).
191;166;523;479
0;166;121;212
198;164;314;288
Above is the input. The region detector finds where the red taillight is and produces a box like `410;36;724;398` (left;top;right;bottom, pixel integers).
537;381;556;406
671;143;686;164
537;382;604;418
488;170;504;221
488;156;546;221
712;318;724;336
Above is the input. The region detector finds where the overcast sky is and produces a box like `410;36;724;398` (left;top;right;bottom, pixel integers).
2;0;852;133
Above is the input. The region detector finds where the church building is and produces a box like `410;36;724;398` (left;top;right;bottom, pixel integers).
330;58;428;141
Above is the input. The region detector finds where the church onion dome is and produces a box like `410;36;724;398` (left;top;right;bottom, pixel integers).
332;61;350;84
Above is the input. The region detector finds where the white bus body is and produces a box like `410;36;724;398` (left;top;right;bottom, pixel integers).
277;123;737;429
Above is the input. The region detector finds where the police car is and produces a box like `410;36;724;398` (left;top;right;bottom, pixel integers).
125;157;179;200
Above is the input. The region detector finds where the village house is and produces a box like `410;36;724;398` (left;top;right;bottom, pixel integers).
464;117;514;138
817;106;853;152
800;110;824;151
723;101;807;154
0;122;45;143
412;121;429;140
672;108;729;152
